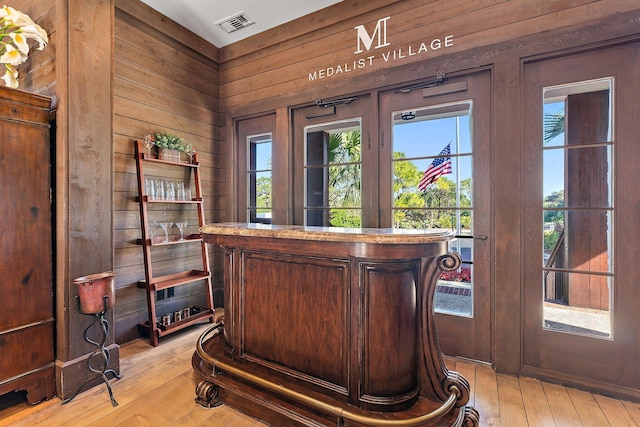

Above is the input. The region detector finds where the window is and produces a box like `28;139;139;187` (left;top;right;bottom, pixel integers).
542;78;613;338
392;102;474;316
304;119;362;227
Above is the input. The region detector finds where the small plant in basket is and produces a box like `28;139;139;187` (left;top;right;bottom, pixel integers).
153;132;192;163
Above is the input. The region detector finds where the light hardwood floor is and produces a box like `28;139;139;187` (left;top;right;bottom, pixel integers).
1;322;639;426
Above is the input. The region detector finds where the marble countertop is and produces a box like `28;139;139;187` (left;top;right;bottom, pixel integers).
200;222;453;244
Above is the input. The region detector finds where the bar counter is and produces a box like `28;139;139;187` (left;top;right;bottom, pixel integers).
192;222;478;426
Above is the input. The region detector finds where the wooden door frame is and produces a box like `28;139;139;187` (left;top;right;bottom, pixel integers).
377;69;493;363
234;114;277;223
521;40;640;400
291;94;374;227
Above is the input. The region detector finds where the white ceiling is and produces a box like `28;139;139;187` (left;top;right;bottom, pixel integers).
140;0;344;48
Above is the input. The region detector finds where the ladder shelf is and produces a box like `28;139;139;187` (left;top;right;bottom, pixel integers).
133;140;215;346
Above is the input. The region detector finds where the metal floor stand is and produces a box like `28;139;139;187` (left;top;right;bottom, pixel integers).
62;295;122;407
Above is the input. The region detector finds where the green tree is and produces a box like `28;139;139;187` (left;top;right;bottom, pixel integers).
425;181;449;227
543;190;564;250
256;176;271;215
259;139;473;230
391;153;471;229
392;152;426;228
543;190;564;223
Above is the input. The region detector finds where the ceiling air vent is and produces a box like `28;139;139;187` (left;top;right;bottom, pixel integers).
215;12;255;34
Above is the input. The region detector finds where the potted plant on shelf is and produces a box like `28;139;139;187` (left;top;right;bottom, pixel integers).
153;132;192;163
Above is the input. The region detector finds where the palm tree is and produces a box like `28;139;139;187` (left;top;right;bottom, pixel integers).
325;130;362;227
544;111;565;144
328;130;361;208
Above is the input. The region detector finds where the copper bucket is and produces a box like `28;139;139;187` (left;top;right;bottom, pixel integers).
74;271;116;314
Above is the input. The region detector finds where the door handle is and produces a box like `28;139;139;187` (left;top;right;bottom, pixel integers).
454;234;487;240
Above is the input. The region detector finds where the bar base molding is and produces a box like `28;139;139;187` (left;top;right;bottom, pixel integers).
193;324;478;427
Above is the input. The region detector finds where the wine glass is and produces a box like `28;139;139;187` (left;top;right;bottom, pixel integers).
143;134;154;157
148;224;158;244
177;181;186;201
156;221;172;243
174;222;188;241
155;179;165;200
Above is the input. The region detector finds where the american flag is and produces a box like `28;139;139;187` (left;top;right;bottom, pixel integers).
418;143;452;191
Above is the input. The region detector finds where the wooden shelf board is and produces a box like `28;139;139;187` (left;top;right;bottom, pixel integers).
140;153;200;168
136;234;203;246
137;270;211;291
144;198;203;204
138;307;214;336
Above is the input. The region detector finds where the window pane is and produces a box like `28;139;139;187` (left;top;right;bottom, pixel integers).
329;208;361;228
543;146;612;208
543;272;611;338
255;172;271;209
254;141;272;168
306;166;326;208
543;209;612;273
328;164;361;208
394;106;472;156
435;262;473;316
543;101;566;148
449;236;473;264
543;79;612;147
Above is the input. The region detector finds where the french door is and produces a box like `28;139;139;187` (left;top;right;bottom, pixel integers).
289;72;492;362
378;71;492;362
522;42;640;388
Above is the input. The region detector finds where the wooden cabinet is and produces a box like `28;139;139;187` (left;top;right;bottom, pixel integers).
0;87;55;404
194;223;478;426
133;140;214;346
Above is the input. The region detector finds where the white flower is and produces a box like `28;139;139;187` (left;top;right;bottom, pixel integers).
0;44;26;66
10;32;29;55
18;24;48;50
17;24;49;50
0;6;48;88
1;64;18;88
0;6;34;27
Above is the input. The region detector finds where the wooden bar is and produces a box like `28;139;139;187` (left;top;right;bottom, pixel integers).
193;222;478;426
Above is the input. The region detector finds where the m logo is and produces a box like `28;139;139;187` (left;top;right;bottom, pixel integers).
354;16;391;54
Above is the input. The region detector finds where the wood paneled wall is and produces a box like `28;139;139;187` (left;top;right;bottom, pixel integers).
7;0;119;399
112;1;223;343
219;0;640;115
7;0;225;349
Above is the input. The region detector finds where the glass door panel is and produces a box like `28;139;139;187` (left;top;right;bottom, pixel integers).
305;120;362;227
248;133;273;223
541;78;613;338
391;103;474;317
